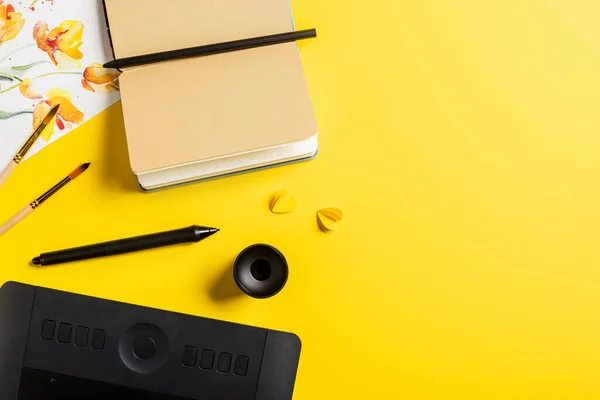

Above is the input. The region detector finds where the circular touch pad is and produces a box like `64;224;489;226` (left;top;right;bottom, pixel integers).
234;244;288;299
133;336;157;360
119;323;169;373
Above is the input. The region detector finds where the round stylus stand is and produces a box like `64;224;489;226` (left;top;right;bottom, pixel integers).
233;244;288;299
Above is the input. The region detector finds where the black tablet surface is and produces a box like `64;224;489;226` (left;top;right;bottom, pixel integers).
0;282;301;399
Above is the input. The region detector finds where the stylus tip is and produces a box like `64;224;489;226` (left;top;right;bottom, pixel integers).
32;257;40;265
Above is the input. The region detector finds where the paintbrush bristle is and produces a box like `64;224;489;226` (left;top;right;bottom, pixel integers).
42;105;60;126
69;162;91;180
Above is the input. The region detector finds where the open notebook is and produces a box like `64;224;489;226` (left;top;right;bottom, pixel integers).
103;0;318;191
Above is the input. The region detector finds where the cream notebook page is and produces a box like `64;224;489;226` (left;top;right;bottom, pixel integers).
104;0;318;175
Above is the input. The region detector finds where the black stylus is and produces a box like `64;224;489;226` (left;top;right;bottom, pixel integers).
103;29;317;70
32;225;219;266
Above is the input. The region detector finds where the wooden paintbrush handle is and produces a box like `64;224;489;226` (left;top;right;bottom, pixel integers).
0;161;17;189
0;205;33;237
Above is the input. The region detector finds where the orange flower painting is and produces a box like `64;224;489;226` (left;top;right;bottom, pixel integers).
0;1;25;44
20;79;84;141
33;20;84;69
82;63;120;93
1;2;121;168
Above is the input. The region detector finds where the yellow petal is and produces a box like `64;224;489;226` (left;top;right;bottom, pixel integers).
270;189;286;210
41;121;56;141
33;21;49;44
55;20;84;59
0;5;25;44
32;101;55;141
53;51;81;69
270;189;297;214
317;208;344;233
103;83;120;92
43;89;84;125
81;79;95;92
19;78;43;99
319;208;343;222
317;216;336;234
83;82;120;94
32;101;50;130
46;88;72;99
47;97;84;125
317;214;339;233
83;64;121;84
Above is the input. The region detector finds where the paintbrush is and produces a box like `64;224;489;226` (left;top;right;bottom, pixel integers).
0;105;60;189
0;162;90;237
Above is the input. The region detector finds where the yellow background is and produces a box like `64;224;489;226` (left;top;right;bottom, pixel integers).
2;1;600;398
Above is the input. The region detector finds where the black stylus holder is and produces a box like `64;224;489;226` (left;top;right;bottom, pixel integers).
233;244;288;299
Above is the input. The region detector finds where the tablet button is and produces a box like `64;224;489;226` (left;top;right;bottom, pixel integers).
234;355;249;376
41;320;55;340
57;323;72;343
200;349;215;370
91;329;106;350
183;346;198;367
217;352;232;373
74;326;89;347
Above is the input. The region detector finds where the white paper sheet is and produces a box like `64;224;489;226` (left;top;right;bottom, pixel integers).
0;0;120;172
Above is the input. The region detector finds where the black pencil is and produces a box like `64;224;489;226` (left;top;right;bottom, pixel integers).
103;29;317;70
31;225;219;266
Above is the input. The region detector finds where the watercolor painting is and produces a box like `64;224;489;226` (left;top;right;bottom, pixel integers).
0;0;120;173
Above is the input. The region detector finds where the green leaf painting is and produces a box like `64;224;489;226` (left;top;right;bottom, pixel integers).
0;110;33;119
0;110;34;120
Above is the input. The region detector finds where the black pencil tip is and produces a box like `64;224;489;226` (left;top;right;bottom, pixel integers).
32;257;40;265
103;62;122;72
